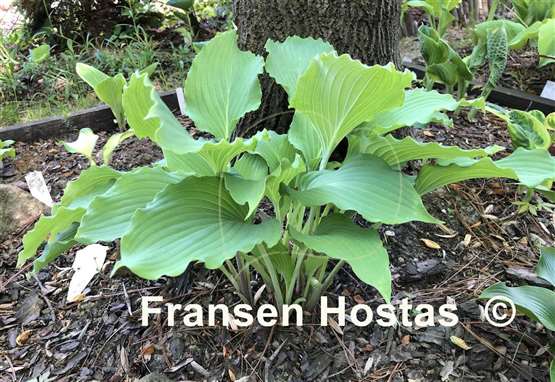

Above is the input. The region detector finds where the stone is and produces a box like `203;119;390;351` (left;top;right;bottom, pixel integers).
0;184;48;242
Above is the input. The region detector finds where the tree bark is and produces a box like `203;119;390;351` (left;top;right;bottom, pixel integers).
233;0;402;136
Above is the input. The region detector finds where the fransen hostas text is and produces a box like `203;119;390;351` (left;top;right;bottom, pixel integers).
141;296;459;328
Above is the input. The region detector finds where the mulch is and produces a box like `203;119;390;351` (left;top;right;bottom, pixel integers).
0;110;554;381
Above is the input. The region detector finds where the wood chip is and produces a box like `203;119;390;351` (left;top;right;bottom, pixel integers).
16;329;32;346
421;238;441;249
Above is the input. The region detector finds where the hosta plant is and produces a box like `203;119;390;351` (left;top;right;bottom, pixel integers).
511;17;555;67
511;0;555;25
17;31;555;314
480;247;555;381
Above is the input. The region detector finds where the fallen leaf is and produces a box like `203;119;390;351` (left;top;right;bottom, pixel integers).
16;329;32;346
450;336;472;350
421;238;441;249
423;130;434;137
353;294;365;304
401;335;411;346
141;343;155;361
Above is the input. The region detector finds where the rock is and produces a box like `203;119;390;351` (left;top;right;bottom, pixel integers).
0;184;48;242
139;373;174;382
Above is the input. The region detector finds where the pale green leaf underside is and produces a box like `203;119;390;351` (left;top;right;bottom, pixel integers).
117;177;281;279
77;166;183;243
76;63;109;88
265;36;335;98
416;148;555;194
290;214;391;302
536;247;555;286
363;89;485;135
62;128;98;161
288;155;439;225
184;30;264;140
290;53;414;161
350;134;503;166
480;282;555;331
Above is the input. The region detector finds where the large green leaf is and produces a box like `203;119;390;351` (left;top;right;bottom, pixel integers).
164;132;266;176
349;134;503;166
76;63;126;126
77;167;183;243
123;73;200;154
254;131;296;172
288;113;323;169
289;53;414;165
480;282;555;331
536;247;555;286
290;214;391;302
287;155;439;225
33;223;79;272
184;30;264;140
224;153;269;218
416;148;555;194
17;207;85;267
362;89;485;135
265;36;335;98
538;19;555;67
116;177;282;279
55;166;121;212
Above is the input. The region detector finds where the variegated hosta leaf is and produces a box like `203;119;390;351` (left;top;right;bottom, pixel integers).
62;128;98;163
508;110;552;149
17;207;84;268
18;166;121;268
265;36;335;98
538;19;555;67
116;177;282;279
77;167;183;243
536;247;555;286
415;148;555;194
361;89;485;135
349;134;504;166
480;282;555;331
290;53;414;166
164;130;270;176
184;30;264;140
290;214;391;302
287;155;440;225
76;63;126;126
224;153;269;218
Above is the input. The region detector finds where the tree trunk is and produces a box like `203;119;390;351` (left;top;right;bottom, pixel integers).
233;0;402;136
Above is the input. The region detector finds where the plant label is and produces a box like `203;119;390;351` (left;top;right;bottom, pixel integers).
176;87;187;116
541;81;555;101
25;171;53;207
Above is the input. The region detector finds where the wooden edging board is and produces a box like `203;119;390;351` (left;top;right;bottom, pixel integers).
0;91;179;143
1;67;554;143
